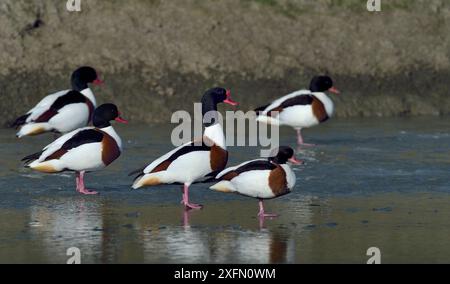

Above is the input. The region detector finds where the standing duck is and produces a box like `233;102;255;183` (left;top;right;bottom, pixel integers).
210;146;300;218
255;76;339;146
130;87;238;210
22;104;127;195
12;66;103;138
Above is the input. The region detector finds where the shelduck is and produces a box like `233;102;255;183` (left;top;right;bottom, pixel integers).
255;76;339;146
130;87;238;210
12;66;103;138
22;103;127;195
210;146;300;218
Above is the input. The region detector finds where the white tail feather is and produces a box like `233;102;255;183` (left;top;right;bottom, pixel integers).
132;174;162;189
16;123;51;138
210;181;237;193
256;115;280;126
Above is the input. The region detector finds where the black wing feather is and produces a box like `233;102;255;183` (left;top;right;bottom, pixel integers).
279;95;314;107
129;140;212;181
51;91;87;111
21;129;102;165
128;166;147;182
166;141;211;163
233;160;276;174
217;160;275;180
22;150;43;164
254;104;270;114
10;113;30;128
265;94;315;114
60;129;103;151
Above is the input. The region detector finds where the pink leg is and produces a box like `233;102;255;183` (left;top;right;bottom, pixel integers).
76;171;98;195
180;188;185;204
181;184;202;210
75;172;81;192
257;199;277;218
258;215;266;229
296;128;315;147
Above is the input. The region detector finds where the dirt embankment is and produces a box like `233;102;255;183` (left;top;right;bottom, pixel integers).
1;0;450;124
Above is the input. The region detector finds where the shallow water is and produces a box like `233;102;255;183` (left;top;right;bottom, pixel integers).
0;116;449;263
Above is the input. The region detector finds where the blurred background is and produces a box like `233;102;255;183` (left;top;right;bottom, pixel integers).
1;0;449;124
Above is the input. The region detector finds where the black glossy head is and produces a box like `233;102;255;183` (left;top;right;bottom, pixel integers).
201;87;237;127
201;87;227;112
269;146;295;164
309;76;334;92
71;66;100;91
93;103;125;128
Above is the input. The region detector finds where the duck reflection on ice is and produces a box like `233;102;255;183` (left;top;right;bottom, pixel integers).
139;207;298;263
25;197;311;263
29;198;103;263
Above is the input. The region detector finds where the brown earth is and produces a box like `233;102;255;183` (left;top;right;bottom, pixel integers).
1;0;450;124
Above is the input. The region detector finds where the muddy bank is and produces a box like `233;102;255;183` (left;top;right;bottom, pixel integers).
1;0;450;124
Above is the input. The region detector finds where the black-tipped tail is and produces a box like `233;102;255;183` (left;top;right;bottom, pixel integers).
254;104;269;115
22;150;43;165
10;113;30;128
128;166;146;181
